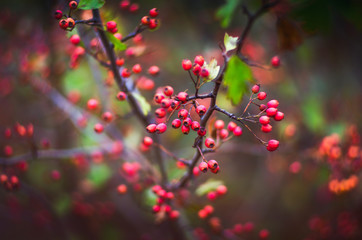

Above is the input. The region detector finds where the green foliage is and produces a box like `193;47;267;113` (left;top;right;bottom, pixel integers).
216;0;241;28
105;32;127;52
223;55;253;105
87;164;111;187
195;179;224;196
301;95;325;133
54;195;71;216
78;0;105;10
224;33;238;52
143;188;157;207
133;92;151;116
62;62;95;97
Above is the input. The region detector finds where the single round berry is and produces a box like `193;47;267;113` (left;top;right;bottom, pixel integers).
94;123;104;133
59;19;69;29
207;160;218;170
182;118;192;127
116;58;125;66
271;56;280;68
233;126;243;136
198;127;207;136
156;123;167;134
117;91;127;101
172;119;182;129
114;33;122;40
141;16;150;25
205;138;215;148
266;139;279;151
257;92;267;100
171;100;180;109
216;185;227;195
196;105;206;116
194;55;204;66
132;64;142;74
192;64;201;76
259;104;267;111
106;21;117;31
200;68;209;78
214;120;225;130
261;124;272;133
267;99;279;108
160;98;172;108
181;125;190;135
155;108;166;118
70;34;80;45
259;229;270;239
199;162;208;173
207;191;217;200
117;184;127;194
146;124;157;133
227;122;237;132
149;8;159;17
102;112;113;122
69;1;78;9
67;18;75;28
148;65;160;75
178;109;188;119
143;136;153;147
191;121;200;131
121;68;131;78
148;19;159;29
259;116;270;125
163;86;174;96
274;111;284;121
87;99;99;110
54;10;63;20
169;210;180;219
152;205;161;213
251;84;260;94
219;129;229;139
120;0;130;9
266;107;278;117
177;92;188;102
154;93;165;104
129;3;139;13
182;59;192;71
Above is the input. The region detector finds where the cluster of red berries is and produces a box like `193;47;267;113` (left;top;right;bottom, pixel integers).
119;0;139;13
198;204;214;219
55;1;78;30
205;185;227;201
151;185;179;220
140;8;160;30
182;55;210;78
0;174;20;191
2;123;35;157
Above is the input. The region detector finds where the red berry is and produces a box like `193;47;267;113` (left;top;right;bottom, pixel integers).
216;185;227;195
182;118;192;127
67;18;75;28
227;122;237;132
178;109;188;119
121;68;131;78
94;123;104;133
59;19;69;29
198;127;207;137
153;205;161;213
205;138;215;148
191;121;200;131
116;58;125;66
259;229;269;239
117;91;127;101
87;99;99;110
152;185;162;193
155;108;166;118
207;160;218;170
261;124;272;133
198;209;208;219
114;33;122;40
207;191;217;200
200;68;209;78
102;112;113;122
149;8;159;18
54;10;62;20
271;56;280;68
160;98;172;108
171;100;180;109
156;123;167;134
251;84;260;94
172;119;182;129
4;145;13;157
69;1;78;9
148;19;159;29
4;128;12;139
148;66;160;75
120;0;130;10
266;107;278;117
182;59;192;71
267;99;279;108
169;210;179;219
196;105;206;116
146;124;157;133
214;120;224;130
106;21;117;31
132;64;142;74
259;116;270;125
193;167;200;176
199;162;208;173
141;16;150;25
129;3;139;13
259;104;267;111
163;86;174;96
117;184;127;194
70;34;80;45
219;129;229;139
274;111;284;121
257;92;267;100
177;92;188;102
143;136;153;147
204;205;214;214
194;55;204;66
192;64;201;76
233;126;243;136
154;93;165;104
266;139;279;151
210;166;220;174
181;125;190;135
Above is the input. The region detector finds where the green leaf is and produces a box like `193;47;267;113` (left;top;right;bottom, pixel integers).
143;188;157;207
105;32;127;51
224;33;239;52
223;55;253;105
78;0;105;10
204;58;220;81
216;0;241;28
87;164;111;187
301;95;325;133
133;92;151;116
196;179;224;196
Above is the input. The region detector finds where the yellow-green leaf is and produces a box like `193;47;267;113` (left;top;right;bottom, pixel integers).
204;58;220;81
216;0;241;28
105;32;127;52
224;33;239;52
223;55;253;105
133;92;151;116
195;179;224;196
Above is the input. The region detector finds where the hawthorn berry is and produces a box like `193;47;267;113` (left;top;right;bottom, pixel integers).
148;19;159;29
120;0;130;9
271;56;280;68
87;98;99;110
210;166;220;174
259;104;267;111
193;167;200;176
154;93;165;104
166;192;174;199
160;98;172;108
216;185;227;195
129;3;139;13
196;105;206;116
148;65;160;75
141;16;150;25
70;34;80;45
54;10;62;20
257;92;267;100
59;19;68;29
207;160;218;170
114;33;122;40
214;120;225;130
267;99;279;108
156;123;167;134
266;139;279;151
191;121;200;131
69;1;78;9
182;118;192;127
132;64;142;74
251;84;260;94
146;124;157;133
106;21;117;31
259;116;270;125
169;210;180;220
198;127;207;136
171;100;180;109
116;58;125;66
177;92;188;102
233;126;243;136
117;184;127;194
259;229;270;239
207;191;217;200
172;119;182;129
199;162;208;173
261;124;272;133
117;91;127;101
143;136;153;147
163;86;174;96
4;145;13;157
219;129;229;139
274;111;284;121
94;123;104;133
155;108;166;118
152;205;161;213
4;128;12;139
198;209;208;219
266;107;277;117
192;64;201;76
200;68;209;78
121;68;131;78
102;112;113;122
194;55;204;66
181;125;190;134
67;18;75;28
178;109;188;120
205;138;215;148
149;8;159;17
182;59;192;70
204;205;214;214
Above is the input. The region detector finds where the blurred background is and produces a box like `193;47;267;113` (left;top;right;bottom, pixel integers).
0;0;361;239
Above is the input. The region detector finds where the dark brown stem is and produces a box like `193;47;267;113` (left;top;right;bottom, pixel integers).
121;24;147;43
